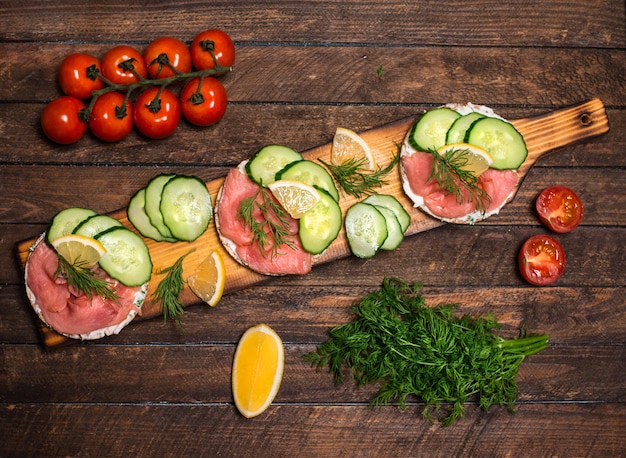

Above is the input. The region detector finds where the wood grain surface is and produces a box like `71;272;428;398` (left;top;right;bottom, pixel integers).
1;1;624;456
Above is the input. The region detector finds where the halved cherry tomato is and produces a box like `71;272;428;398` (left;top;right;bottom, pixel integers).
190;29;235;73
101;45;148;85
41;96;88;145
58;53;104;99
536;186;583;233
133;87;180;139
88;91;133;142
518;234;566;286
180;77;227;126
144;37;192;79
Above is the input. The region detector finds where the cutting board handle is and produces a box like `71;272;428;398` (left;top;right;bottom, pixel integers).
514;98;610;175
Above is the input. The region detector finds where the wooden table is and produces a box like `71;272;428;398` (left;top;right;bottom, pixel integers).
1;1;624;456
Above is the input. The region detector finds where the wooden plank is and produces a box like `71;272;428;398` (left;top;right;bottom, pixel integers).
1;403;624;457
14;99;610;347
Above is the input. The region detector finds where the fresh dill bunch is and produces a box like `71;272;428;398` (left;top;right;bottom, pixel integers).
304;278;549;426
55;255;119;303
237;187;296;259
319;149;399;199
152;249;195;329
427;147;491;214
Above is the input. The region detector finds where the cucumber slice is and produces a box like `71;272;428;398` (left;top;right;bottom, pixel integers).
363;194;410;232
465;117;528;170
95;226;152;286
160;175;213;242
345;202;388;259
409;108;461;151
374;205;404;251
446;112;485;144
128;188;176;242
276;159;340;202
144;174;176;239
73;214;123;239
47;207;98;244
245;144;303;186
299;188;342;254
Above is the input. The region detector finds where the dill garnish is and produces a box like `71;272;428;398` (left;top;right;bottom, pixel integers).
237;187;295;259
152;249;195;329
427;146;491;214
319;149;399;199
55;255;119;303
304;278;549;426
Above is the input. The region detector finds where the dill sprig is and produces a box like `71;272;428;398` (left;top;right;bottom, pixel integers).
152;249;195;329
319;149;399;199
237;187;295;259
427;146;491;214
55;255;119;303
304;278;549;426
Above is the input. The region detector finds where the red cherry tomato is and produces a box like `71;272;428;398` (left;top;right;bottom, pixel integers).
180;77;227;126
41;96;88;145
536;186;584;233
58;53;104;99
191;29;235;73
518;234;566;286
144;37;192;79
88;91;133;142
133;87;180;139
101;45;148;85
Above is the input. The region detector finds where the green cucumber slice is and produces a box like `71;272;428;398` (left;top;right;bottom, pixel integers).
73;214;123;239
374;205;404;251
47;207;97;244
299;188;342;255
276;159;340;202
144;174;176;239
465;117;528;170
160;175;213;242
95;226;152;286
345;202;388;259
362;194;410;232
409;108;461;151
446;112;485;144
128;188;176;242
245;144;303;186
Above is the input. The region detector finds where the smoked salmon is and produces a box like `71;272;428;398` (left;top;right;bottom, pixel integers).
25;235;147;340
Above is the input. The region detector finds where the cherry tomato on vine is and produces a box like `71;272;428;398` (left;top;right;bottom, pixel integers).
180;77;227;127
518;234;566;286
133;87;180;139
58;53;104;99
101;45;148;85
191;29;235;73
41;96;88;145
144;37;192;79
536;186;584;233
88;91;133;142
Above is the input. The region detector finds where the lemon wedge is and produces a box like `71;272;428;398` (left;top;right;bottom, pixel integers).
232;324;284;419
437;142;494;177
187;251;226;307
50;233;107;267
331;127;376;170
268;179;321;219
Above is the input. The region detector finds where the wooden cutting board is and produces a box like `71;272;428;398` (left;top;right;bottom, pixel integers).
16;98;610;347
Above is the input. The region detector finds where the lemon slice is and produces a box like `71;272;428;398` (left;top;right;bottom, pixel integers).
187;251;226;307
331;127;376;170
50;233;107;267
232;324;284;419
437;142;494;177
267;179;321;219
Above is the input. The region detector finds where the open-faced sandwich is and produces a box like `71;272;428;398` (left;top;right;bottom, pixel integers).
215;144;342;276
25;208;152;340
400;103;527;224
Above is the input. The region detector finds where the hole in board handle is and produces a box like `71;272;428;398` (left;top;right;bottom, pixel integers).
579;112;593;126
